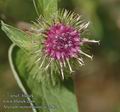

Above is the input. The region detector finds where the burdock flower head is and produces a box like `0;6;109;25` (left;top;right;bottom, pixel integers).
31;10;99;80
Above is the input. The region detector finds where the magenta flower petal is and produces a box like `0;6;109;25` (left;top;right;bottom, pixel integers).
44;24;80;61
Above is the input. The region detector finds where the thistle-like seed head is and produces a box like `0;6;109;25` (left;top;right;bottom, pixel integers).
30;9;100;81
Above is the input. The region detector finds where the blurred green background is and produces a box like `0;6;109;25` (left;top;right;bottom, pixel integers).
0;0;120;112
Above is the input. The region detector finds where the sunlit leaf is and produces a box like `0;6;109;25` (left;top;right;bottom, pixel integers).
1;21;33;51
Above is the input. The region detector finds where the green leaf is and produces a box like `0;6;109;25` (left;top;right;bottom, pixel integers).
9;44;78;112
33;0;58;18
9;44;37;112
1;21;33;51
